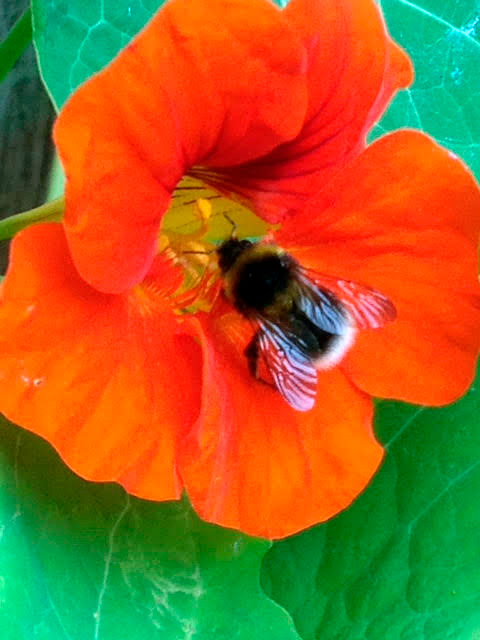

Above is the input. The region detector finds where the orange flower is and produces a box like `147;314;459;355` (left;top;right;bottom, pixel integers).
53;0;413;294
1;0;480;539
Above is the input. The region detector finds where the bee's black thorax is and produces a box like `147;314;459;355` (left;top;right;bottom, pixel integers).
217;239;295;315
232;253;293;313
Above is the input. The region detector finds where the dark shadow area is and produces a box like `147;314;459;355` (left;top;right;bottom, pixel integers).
0;0;55;272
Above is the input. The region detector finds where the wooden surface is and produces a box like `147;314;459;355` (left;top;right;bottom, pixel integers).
0;0;54;272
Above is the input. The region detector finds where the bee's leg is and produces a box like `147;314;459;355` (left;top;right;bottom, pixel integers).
244;333;260;379
244;333;276;388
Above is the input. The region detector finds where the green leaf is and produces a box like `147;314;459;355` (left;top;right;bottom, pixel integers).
372;0;480;180
262;370;480;639
0;9;33;84
0;417;300;640
31;0;165;109
31;0;291;110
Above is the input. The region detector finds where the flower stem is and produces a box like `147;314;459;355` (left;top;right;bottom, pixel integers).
0;197;65;240
0;8;33;84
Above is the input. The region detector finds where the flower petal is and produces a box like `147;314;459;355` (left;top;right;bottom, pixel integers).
54;0;308;293
179;311;381;539
278;131;480;405
217;0;413;221
0;224;201;497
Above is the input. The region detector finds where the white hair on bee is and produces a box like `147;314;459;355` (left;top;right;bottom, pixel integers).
314;324;357;370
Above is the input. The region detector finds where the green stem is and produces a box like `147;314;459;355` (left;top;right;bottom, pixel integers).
0;8;33;84
0;197;65;240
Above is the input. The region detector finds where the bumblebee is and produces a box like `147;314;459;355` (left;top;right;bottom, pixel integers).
217;238;396;411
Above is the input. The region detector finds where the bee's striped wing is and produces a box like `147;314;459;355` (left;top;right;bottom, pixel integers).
257;319;317;412
293;276;350;334
296;268;396;330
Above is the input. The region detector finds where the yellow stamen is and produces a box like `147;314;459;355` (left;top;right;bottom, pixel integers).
159;176;271;314
196;197;212;222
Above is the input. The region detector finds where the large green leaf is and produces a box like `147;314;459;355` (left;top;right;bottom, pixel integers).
372;0;480;179
0;417;300;640
31;0;287;110
32;0;165;109
262;369;480;639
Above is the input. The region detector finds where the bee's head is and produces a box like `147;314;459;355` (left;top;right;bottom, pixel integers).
217;238;253;274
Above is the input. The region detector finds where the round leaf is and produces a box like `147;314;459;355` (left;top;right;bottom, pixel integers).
262;369;480;639
0;418;300;640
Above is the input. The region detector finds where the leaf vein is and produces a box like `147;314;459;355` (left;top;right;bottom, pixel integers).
409;459;480;530
92;493;131;640
394;0;480;49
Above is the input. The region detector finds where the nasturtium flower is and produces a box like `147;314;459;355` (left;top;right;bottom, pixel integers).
1;0;480;539
53;0;413;294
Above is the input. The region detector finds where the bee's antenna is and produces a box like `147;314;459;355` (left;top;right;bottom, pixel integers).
182;249;216;256
223;213;237;239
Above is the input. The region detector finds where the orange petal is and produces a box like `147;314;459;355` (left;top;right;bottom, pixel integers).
54;0;308;293
285;0;412;136
0;224;201;498
342;233;480;405
179;311;382;539
277;131;480;405
218;0;413;222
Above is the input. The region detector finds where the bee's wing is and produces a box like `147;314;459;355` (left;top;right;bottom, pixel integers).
257;319;317;412
296;267;396;330
292;275;350;335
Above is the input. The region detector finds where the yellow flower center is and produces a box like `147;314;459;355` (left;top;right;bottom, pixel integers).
158;176;270;313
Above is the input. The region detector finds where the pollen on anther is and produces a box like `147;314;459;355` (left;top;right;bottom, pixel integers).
196;198;212;222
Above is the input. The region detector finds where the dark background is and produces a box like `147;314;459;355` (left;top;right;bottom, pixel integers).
0;0;54;272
